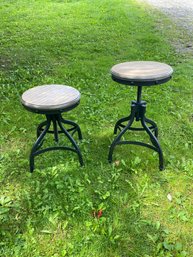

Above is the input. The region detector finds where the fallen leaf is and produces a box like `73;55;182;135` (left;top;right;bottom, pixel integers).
114;160;120;166
167;193;172;202
97;209;103;218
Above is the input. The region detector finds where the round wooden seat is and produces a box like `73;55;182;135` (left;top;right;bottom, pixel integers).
21;84;81;114
111;61;173;86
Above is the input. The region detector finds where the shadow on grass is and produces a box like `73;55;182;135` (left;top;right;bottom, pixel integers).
0;129;171;256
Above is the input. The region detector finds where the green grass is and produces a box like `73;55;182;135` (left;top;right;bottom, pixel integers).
0;0;193;256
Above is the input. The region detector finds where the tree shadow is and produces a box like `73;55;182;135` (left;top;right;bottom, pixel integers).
0;128;171;256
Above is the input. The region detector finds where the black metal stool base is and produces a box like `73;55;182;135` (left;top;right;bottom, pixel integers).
108;99;164;170
30;113;83;172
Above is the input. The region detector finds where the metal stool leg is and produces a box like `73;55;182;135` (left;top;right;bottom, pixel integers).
60;118;82;140
37;121;47;138
141;117;164;170
108;107;136;163
52;115;59;143
30;117;51;172
114;115;131;134
57;117;83;166
145;117;158;138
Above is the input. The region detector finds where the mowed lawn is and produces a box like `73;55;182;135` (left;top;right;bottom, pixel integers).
0;0;192;256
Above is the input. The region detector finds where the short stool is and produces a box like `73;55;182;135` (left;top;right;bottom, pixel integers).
21;84;83;172
108;61;173;170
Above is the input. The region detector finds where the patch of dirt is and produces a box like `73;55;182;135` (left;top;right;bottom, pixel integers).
138;0;193;55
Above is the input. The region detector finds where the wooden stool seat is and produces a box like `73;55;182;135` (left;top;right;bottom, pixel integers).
21;84;81;113
111;61;173;86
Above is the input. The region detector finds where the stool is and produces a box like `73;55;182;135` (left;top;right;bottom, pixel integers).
21;84;83;172
108;61;173;170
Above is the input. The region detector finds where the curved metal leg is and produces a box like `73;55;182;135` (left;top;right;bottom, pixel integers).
114;115;131;134
61;118;82;140
141;118;164;170
36;120;47;149
53;116;59;142
37;120;47;138
145;117;158;138
58;119;83;166
108;112;135;163
30;118;51;172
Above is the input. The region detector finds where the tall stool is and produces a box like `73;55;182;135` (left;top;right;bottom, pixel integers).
21;84;83;172
108;61;173;170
